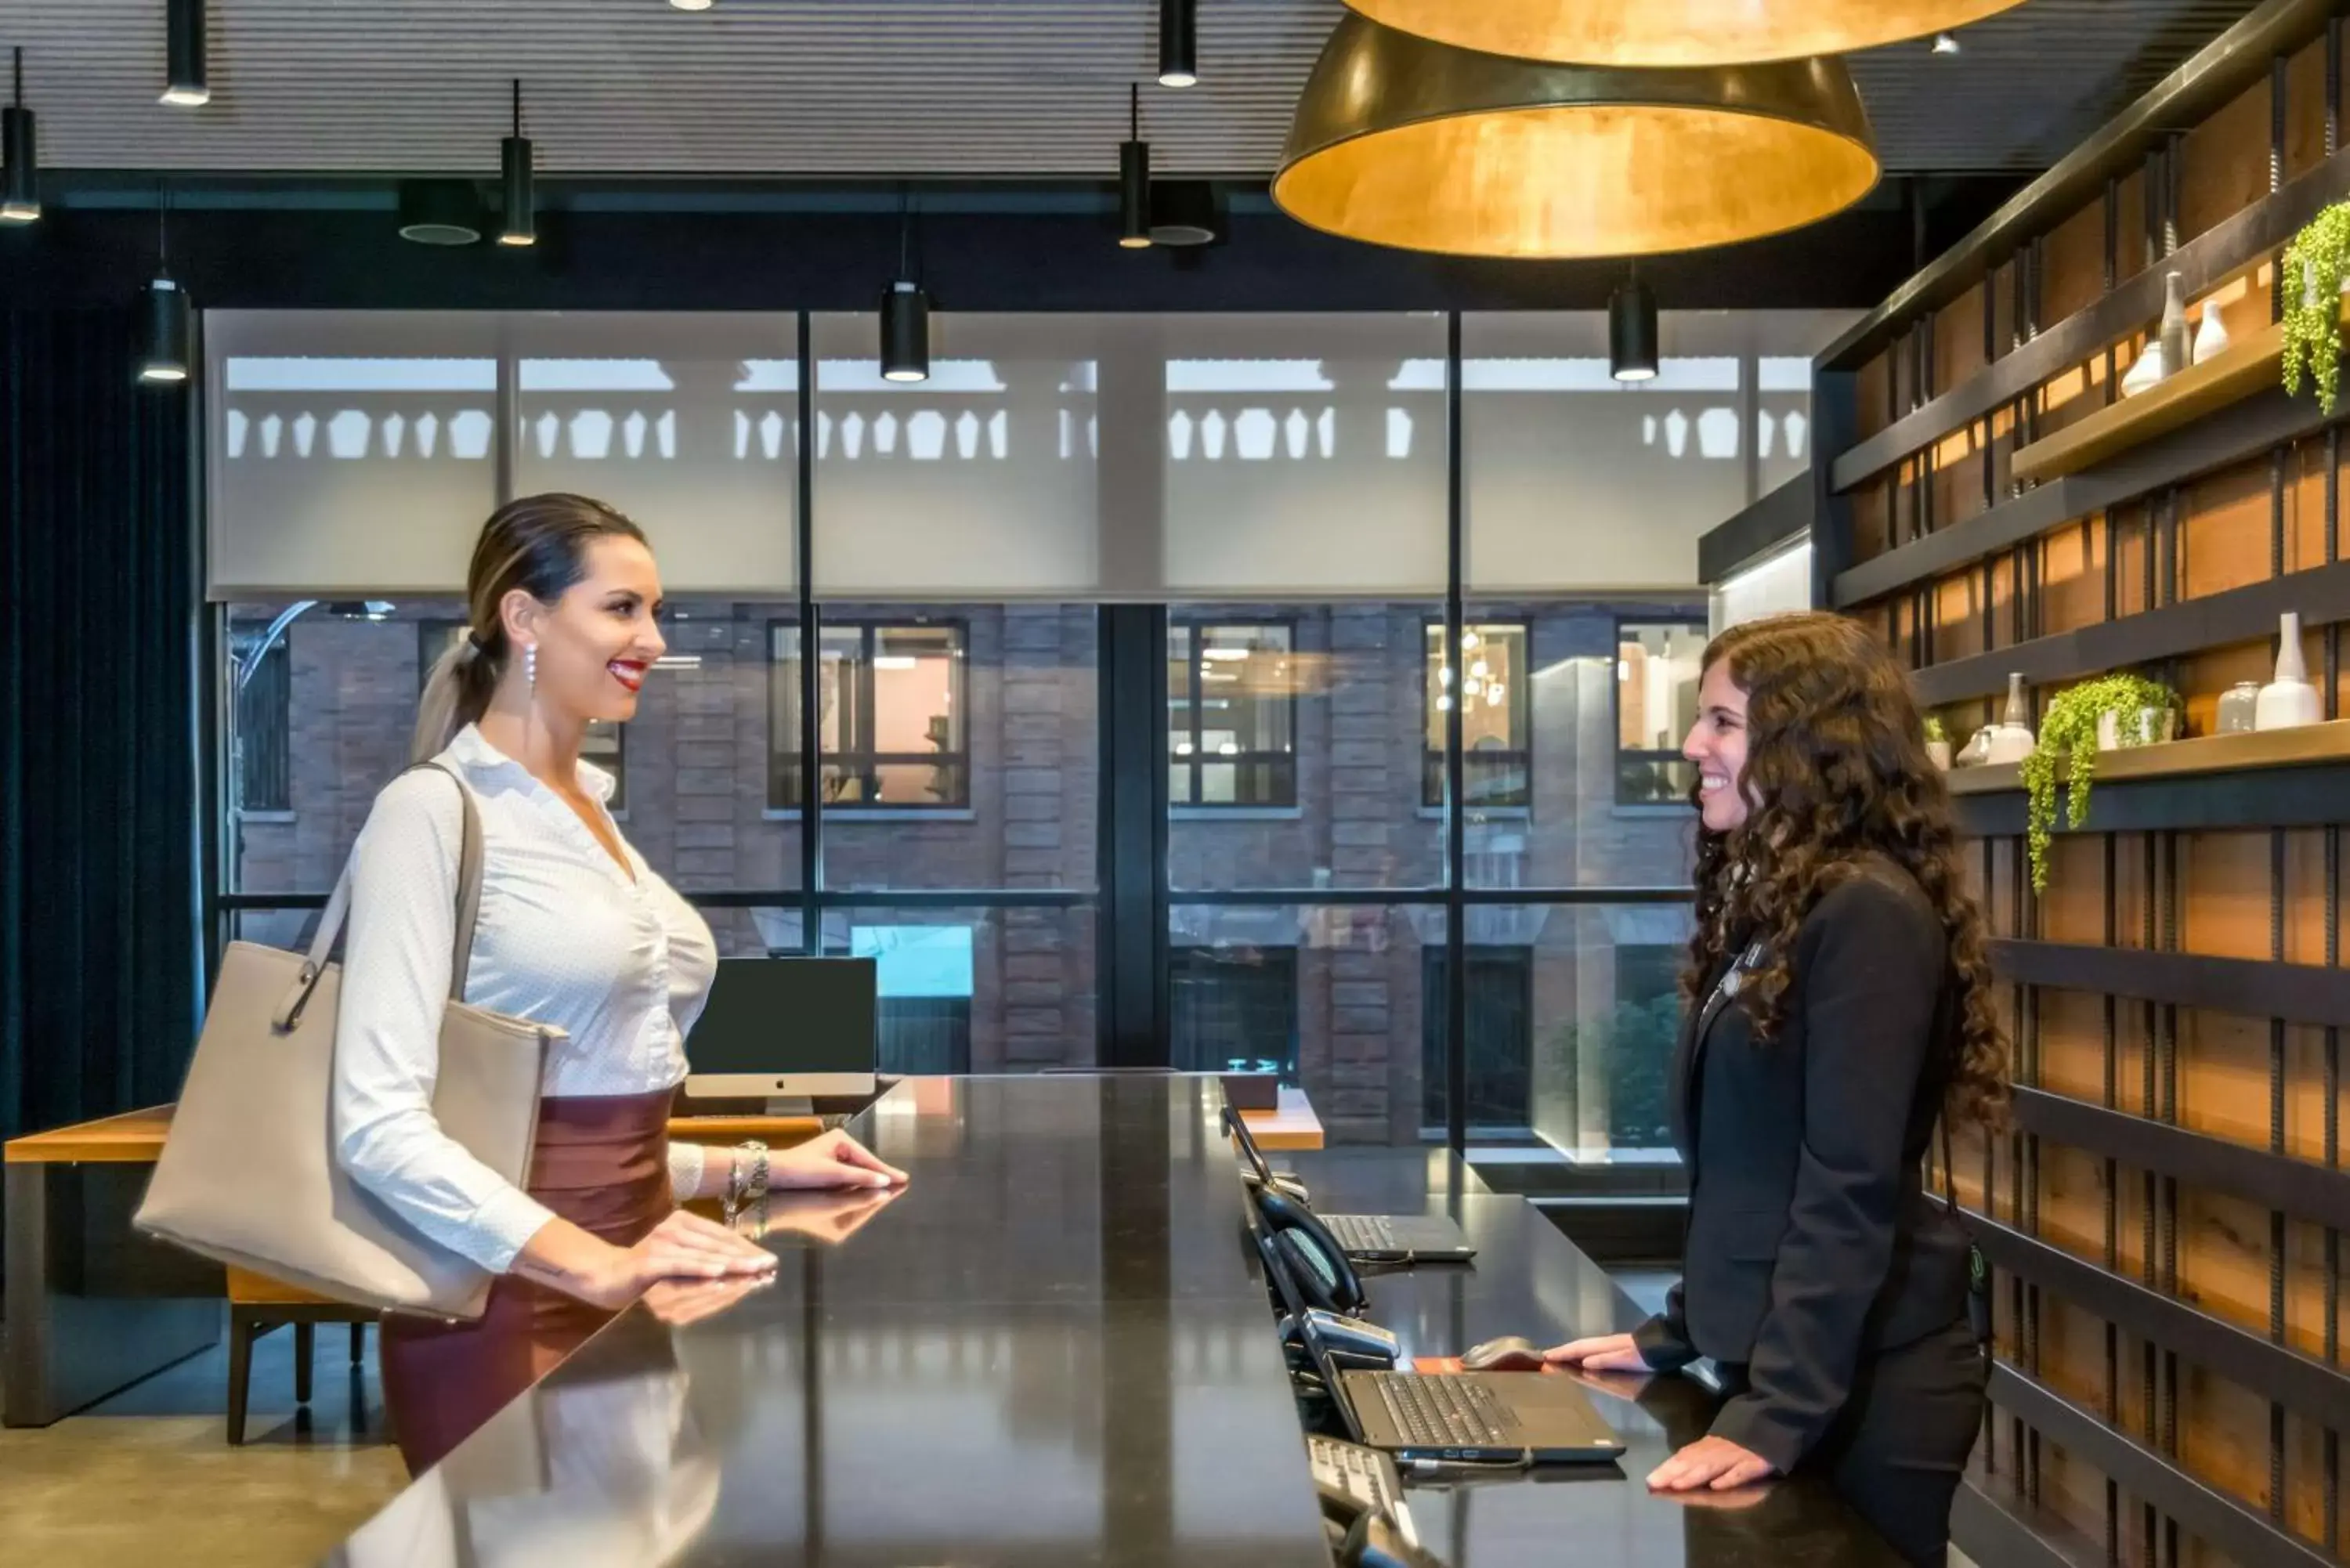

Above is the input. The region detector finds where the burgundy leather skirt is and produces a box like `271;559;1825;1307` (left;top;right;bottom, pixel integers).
379;1089;674;1476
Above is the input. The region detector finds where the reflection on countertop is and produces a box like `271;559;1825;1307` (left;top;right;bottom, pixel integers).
324;1075;1899;1568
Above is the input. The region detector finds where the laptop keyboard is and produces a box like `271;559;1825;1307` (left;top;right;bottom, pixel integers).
1326;1213;1398;1253
1367;1372;1516;1447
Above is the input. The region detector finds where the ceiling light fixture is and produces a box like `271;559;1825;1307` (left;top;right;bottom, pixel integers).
1333;0;2025;67
1119;84;1152;248
500;78;536;247
1274;14;1878;258
879;185;931;384
669;0;715;9
3;49;37;224
140;184;190;385
162;0;210;106
1609;266;1658;382
397;179;485;245
1150;180;1221;246
1932;31;1961;54
1159;0;1198;88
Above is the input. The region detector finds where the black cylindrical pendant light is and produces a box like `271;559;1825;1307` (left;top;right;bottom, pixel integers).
879;186;930;383
1119;85;1152;249
140;188;189;385
880;281;931;383
500;79;536;247
163;0;211;107
1609;267;1658;383
1159;0;1198;88
141;277;190;384
2;50;36;225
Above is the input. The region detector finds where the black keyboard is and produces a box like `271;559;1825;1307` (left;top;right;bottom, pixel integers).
1367;1372;1514;1447
1326;1213;1398;1253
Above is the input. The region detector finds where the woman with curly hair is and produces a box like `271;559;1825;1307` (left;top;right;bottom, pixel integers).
1546;610;2006;1566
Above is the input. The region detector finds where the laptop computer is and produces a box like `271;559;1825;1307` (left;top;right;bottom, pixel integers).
684;956;878;1100
1223;1104;1476;1264
1329;1342;1625;1467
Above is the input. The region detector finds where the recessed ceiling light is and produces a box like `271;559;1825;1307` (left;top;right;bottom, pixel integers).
670;0;715;9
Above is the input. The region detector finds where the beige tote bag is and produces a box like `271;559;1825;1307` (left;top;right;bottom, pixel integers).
136;763;555;1321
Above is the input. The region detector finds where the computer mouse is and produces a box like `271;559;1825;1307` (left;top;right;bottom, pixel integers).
1459;1335;1546;1372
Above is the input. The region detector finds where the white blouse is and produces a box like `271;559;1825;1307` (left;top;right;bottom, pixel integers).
333;724;719;1273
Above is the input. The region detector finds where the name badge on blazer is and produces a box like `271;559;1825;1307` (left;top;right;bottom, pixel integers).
1694;939;1768;1040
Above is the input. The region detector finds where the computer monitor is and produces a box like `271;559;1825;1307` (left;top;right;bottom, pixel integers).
685;956;878;1100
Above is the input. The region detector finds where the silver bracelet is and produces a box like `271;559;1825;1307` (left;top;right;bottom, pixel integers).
742;1139;771;1201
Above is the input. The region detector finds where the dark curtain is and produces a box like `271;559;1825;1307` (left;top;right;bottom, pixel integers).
1;306;201;1146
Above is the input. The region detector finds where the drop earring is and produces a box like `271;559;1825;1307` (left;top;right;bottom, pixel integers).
524;645;537;695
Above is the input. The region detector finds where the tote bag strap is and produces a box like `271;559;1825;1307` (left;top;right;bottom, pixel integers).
273;762;486;1029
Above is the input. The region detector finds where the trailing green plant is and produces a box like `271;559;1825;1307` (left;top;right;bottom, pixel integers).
2020;674;2180;895
1923;714;1948;744
2283;201;2350;414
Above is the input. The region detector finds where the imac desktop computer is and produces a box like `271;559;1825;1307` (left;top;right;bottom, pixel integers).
684;956;879;1109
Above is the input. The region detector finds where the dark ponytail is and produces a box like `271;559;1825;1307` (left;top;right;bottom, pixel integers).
410;493;647;763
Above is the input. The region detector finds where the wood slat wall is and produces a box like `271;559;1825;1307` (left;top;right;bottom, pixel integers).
1827;19;2350;1567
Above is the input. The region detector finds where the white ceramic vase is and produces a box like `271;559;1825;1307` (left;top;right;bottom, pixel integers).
2192;298;2229;365
1926;740;1953;770
2121;339;2166;396
2256;610;2323;730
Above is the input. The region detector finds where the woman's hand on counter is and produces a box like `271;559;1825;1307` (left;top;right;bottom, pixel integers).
1542;1332;1650;1373
1646;1434;1777;1494
769;1129;909;1191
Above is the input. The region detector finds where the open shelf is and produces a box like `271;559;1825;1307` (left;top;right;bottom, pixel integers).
1946;718;2350;796
2009;298;2348;486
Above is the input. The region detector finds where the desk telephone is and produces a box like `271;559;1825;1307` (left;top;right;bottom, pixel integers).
1309;1434;1442;1568
1256;1188;1369;1316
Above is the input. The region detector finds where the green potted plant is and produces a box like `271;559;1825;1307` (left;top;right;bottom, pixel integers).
2020;674;2181;894
2283;200;2350;415
1922;715;1951;771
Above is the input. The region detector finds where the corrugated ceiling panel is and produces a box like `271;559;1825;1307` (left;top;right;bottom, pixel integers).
0;0;2270;176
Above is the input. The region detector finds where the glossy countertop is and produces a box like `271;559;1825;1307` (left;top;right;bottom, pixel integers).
322;1076;1900;1568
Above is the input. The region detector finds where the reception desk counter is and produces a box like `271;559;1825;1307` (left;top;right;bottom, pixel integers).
320;1075;1899;1568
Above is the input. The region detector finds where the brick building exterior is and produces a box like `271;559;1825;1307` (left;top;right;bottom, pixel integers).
231;592;1700;1147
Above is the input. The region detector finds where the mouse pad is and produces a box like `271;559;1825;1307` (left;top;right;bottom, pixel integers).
1410;1357;1567;1375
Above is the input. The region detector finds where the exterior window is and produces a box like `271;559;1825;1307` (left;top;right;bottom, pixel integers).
1420;945;1534;1131
419;621;627;809
229;624;292;814
1423;622;1530;808
1170;945;1298;1078
1616;620;1707;805
769;620;968;810
1168;621;1297;807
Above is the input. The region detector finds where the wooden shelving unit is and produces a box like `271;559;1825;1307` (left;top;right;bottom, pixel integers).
2008;297;2349;486
1944;718;2350;795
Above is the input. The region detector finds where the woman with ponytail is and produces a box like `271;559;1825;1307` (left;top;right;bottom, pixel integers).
1543;612;2005;1566
338;493;906;1475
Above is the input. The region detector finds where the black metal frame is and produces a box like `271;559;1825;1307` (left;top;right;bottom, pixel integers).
1166;615;1299;811
197;307;1705;1160
1994;940;2350;1031
765;615;972;812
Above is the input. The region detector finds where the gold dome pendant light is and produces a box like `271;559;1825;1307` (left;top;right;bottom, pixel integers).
1272;14;1878;258
1337;0;2027;67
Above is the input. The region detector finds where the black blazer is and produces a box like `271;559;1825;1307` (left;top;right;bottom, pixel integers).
1631;852;1973;1474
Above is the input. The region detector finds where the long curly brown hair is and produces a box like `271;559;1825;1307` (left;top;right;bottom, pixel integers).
1686;612;2008;1125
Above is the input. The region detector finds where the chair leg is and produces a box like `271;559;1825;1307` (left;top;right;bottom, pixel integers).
350;1321;366;1367
226;1317;255;1446
294;1321;315;1406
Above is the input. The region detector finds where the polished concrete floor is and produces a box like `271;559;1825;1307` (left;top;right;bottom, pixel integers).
0;1318;409;1568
